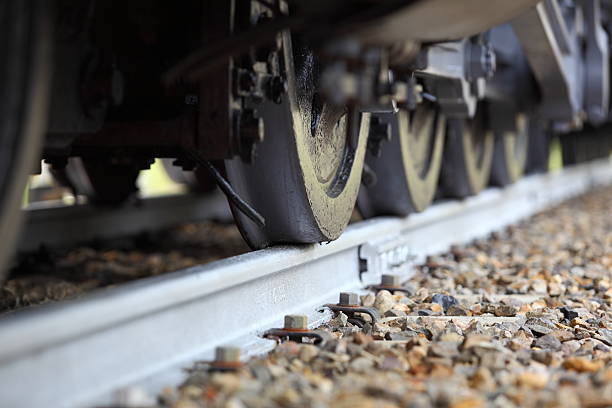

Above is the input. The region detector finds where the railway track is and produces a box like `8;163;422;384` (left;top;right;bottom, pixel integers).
0;158;610;408
18;192;231;253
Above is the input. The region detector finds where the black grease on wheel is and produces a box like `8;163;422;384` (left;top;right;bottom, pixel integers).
490;114;529;186
441;105;494;198
359;103;445;218
224;32;369;249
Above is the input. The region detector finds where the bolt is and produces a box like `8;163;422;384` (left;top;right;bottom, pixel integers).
237;69;257;95
265;76;287;104
381;274;401;287
284;314;308;330
338;292;359;306
236;109;265;163
215;346;241;363
468;43;496;80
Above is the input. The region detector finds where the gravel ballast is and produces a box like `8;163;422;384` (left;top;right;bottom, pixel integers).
0;221;248;313
156;186;612;408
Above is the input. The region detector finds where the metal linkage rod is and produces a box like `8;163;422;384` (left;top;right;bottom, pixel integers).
186;151;265;228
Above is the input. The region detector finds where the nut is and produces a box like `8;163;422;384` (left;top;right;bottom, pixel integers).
284;315;308;330
215;346;241;363
339;292;359;306
381;274;401;287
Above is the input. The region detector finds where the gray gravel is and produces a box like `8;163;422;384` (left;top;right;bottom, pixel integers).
157;186;612;408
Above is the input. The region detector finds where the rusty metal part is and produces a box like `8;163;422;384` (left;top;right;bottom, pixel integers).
367;273;413;294
67;113;197;158
323;292;381;327
196;0;239;160
207;346;243;372
263;315;332;345
262;328;332;345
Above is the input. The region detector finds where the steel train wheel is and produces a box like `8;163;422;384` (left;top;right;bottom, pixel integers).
55;158;140;205
0;1;51;279
440;105;494;198
490;114;529;186
358;103;445;217
225;32;370;248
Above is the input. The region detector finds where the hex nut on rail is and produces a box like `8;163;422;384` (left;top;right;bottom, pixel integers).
339;292;359;306
368;274;413;294
284;314;308;330
324;292;381;327
208;346;242;372
263;315;332;346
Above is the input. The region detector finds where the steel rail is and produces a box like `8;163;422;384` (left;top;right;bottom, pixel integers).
0;158;610;408
17;191;232;252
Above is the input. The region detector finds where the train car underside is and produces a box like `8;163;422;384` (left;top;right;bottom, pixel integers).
1;0;611;282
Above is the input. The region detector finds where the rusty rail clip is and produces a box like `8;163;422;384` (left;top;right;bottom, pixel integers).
263;315;332;346
323;292;381;328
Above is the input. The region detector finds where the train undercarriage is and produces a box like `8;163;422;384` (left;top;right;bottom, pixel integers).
1;0;611;282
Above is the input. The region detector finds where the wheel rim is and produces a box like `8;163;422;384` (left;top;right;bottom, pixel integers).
401;104;445;211
359;102;445;217
225;31;369;248
291;35;364;201
491;114;529;186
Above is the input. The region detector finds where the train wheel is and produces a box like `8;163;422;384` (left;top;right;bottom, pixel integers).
55;158;141;205
0;1;51;278
358;103;445;217
225;32;370;248
490;114;529;186
440;105;494;198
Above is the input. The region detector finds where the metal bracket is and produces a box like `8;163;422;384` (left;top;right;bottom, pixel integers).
358;236;417;286
263;329;332;345
415;38;494;118
511;0;583;124
323;304;381;327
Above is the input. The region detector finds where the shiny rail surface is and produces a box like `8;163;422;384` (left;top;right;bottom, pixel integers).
0;158;610;408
